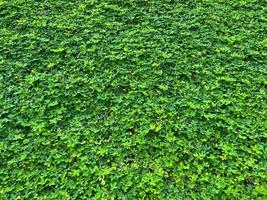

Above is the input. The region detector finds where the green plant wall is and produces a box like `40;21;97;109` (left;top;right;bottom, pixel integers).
0;0;266;199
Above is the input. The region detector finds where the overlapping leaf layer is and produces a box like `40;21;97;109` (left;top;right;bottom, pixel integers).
0;0;266;199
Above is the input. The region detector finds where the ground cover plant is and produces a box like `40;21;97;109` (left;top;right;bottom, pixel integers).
0;0;266;199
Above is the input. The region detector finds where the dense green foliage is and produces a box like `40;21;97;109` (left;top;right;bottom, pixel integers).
0;0;266;199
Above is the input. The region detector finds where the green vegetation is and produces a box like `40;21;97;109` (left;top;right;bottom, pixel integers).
0;0;266;199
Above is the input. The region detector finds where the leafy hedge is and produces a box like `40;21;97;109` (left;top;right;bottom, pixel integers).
0;0;266;199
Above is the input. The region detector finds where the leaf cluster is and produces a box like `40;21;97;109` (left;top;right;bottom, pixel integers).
0;0;266;199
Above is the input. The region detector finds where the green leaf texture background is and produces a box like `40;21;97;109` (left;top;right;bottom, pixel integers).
0;0;266;199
